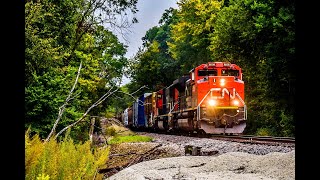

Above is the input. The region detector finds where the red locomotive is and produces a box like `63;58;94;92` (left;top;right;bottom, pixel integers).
122;61;247;134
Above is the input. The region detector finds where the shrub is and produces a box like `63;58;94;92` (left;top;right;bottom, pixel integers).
105;127;117;136
25;129;109;180
255;127;272;136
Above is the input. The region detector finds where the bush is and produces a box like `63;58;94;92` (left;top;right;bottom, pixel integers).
255;127;272;136
25;129;109;180
279;110;294;137
105;127;117;136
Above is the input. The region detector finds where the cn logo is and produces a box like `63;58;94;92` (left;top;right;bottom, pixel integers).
210;88;236;99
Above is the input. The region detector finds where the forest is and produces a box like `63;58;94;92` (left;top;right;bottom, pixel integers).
25;0;295;144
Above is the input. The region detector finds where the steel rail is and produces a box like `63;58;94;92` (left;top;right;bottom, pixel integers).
135;131;295;144
209;134;295;144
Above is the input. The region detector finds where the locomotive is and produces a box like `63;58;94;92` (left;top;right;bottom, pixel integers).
120;61;247;134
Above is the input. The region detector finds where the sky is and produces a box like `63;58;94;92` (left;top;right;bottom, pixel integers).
118;0;179;85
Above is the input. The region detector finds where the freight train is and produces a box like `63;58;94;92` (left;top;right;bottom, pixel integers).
119;61;247;135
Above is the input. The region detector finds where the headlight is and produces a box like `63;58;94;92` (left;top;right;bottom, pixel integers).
220;79;225;86
208;99;217;106
233;100;239;106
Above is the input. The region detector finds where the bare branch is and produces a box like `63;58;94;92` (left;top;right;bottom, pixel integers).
131;85;147;95
118;91;144;106
45;61;82;142
94;85;115;105
68;91;82;101
54;87;119;140
114;85;147;106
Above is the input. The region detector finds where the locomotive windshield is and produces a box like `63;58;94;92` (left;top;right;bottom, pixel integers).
198;70;217;76
221;69;239;77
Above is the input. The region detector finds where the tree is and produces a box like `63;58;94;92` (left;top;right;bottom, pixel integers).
128;8;180;92
25;0;138;140
168;0;223;73
209;0;295;136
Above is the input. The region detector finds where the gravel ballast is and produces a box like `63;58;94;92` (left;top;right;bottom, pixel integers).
145;133;294;156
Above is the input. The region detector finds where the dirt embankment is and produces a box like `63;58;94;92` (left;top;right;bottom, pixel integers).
98;142;181;178
93;118;182;178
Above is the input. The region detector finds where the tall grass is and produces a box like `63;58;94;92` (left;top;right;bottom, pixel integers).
25;129;109;180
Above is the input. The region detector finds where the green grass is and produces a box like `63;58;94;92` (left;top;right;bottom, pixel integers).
108;135;153;144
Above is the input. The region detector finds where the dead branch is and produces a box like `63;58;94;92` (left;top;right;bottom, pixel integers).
89;117;96;142
45;61;82;142
54;86;119;140
114;85;147;106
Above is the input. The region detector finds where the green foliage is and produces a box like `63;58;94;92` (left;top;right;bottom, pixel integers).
26;0;295;138
168;0;223;72
130;43;165;90
36;173;50;180
25;129;110;180
256;127;272;136
129;0;295;137
129;8;180;92
209;0;295;136
107;85;136;115
279;110;294;137
25;0;138;140
108;135;153;144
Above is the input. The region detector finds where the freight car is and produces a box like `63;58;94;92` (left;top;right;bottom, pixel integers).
121;61;247;134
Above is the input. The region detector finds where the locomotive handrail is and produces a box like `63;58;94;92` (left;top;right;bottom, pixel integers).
168;101;179;114
235;92;245;106
235;92;246;120
197;89;212;121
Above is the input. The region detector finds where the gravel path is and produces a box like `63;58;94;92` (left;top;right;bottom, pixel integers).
106;132;295;180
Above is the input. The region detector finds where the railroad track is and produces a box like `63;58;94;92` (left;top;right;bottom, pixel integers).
207;134;295;145
137;130;295;146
